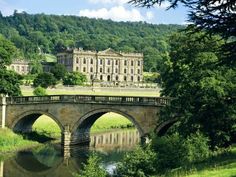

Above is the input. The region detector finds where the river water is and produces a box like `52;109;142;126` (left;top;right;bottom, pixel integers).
0;129;140;177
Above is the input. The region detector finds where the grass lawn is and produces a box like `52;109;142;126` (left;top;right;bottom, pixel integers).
166;146;236;177
21;89;160;97
0;128;39;153
33;112;134;137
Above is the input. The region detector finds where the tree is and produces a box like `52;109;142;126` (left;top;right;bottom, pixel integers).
0;35;17;67
33;72;57;88
129;0;236;65
74;154;107;177
30;61;43;74
33;86;47;96
50;63;67;80
63;72;87;86
161;31;236;148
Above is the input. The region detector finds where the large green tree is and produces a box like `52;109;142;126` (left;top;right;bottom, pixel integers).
161;32;236;148
0;35;21;96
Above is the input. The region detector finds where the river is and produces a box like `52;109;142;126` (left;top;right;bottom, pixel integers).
0;129;140;177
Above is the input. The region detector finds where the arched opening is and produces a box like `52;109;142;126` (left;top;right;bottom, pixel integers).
12;112;62;143
71;110;143;149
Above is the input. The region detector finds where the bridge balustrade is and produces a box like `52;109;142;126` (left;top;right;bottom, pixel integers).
6;95;171;106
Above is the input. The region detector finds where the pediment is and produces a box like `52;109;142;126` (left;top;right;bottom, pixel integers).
98;48;123;56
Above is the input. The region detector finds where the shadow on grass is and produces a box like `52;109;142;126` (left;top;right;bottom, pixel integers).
21;131;56;143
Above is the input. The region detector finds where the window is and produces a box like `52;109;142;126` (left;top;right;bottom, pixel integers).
100;59;103;65
124;76;127;81
131;76;134;81
124;69;127;73
100;75;103;80
107;68;110;73
90;75;93;80
124;60;127;66
107;59;111;65
116;76;119;81
131;60;134;66
115;60;118;65
83;58;86;64
21;66;24;72
138;69;140;74
138;60;141;66
76;67;79;71
115;68;118;73
90;58;93;64
90;67;93;72
131;69;134;74
83;67;86;72
76;58;79;63
107;75;111;81
138;76;140;82
100;68;103;73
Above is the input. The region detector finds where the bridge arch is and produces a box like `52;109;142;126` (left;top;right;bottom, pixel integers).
155;118;179;136
71;108;145;145
11;110;63;134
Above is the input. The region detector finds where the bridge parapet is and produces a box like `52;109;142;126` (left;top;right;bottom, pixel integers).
6;95;171;106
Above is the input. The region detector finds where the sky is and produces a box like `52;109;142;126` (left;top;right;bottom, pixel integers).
0;0;189;24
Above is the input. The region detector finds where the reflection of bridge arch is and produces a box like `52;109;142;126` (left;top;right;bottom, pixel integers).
71;108;144;145
11;110;63;133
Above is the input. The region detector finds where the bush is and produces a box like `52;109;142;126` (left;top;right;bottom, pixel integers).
33;86;47;96
116;146;157;177
33;72;57;88
63;72;87;85
152;133;210;171
74;153;107;177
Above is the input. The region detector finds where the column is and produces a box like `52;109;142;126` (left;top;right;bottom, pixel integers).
1;95;7;129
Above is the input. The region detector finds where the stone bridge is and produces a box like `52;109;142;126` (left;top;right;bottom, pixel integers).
0;95;173;146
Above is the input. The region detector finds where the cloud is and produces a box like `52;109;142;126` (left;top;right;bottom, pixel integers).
154;1;171;9
0;0;25;16
88;0;129;5
79;6;150;22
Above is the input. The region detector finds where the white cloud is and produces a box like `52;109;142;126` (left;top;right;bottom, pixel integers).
79;6;147;22
146;11;154;20
154;1;171;9
88;0;129;5
0;0;25;16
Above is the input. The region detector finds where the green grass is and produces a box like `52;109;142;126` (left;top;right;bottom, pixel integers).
33;112;135;137
165;146;236;177
21;87;160;97
0;128;39;153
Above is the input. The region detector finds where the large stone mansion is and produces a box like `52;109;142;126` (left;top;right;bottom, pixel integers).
8;48;144;85
57;48;144;84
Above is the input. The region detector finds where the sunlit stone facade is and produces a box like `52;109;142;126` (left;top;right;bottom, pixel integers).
57;48;143;84
7;60;31;75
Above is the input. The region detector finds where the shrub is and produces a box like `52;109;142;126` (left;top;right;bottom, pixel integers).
33;86;47;96
116;146;157;177
33;72;57;88
63;72;87;86
74;153;107;177
152;133;210;171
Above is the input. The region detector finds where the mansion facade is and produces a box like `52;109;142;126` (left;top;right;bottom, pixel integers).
57;48;143;84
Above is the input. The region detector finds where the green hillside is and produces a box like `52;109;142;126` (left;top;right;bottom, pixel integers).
0;11;183;71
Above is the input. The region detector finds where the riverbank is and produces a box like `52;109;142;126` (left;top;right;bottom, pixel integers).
0;128;39;153
163;146;236;177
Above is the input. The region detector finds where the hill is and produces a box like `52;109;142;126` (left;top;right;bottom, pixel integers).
0;11;183;71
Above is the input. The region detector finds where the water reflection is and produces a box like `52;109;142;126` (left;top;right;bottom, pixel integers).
1;129;140;177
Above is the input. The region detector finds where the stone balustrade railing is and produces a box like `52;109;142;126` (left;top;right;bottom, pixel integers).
6;95;171;106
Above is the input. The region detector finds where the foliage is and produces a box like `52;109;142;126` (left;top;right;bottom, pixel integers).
63;72;87;86
0;69;22;96
50;63;67;80
143;72;160;83
152;133;210;172
30;61;43;74
116;146;157;177
0;34;16;67
33;72;57;88
74;153;107;177
160;31;236;149
33;86;47;96
0;12;182;71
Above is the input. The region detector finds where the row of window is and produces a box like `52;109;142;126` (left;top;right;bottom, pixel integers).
77;67;141;74
76;58;141;66
90;75;141;82
11;65;30;72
